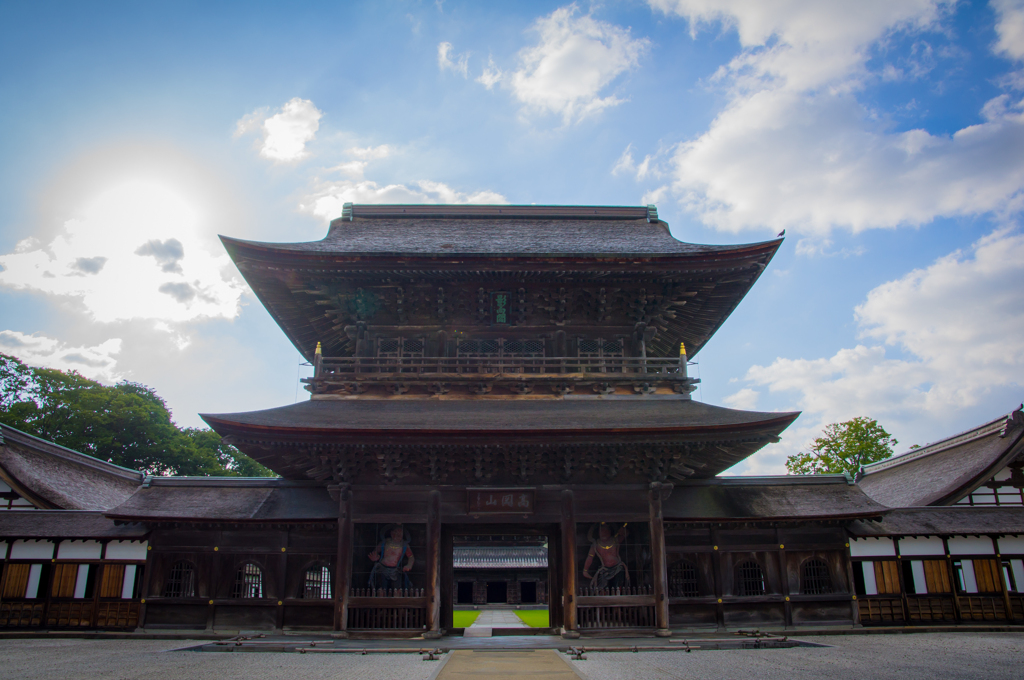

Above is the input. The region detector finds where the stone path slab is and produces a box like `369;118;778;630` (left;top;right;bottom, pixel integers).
434;650;582;680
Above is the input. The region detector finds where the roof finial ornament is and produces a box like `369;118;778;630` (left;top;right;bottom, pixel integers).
315;341;322;356
679;342;687;357
646;204;659;222
341;203;354;221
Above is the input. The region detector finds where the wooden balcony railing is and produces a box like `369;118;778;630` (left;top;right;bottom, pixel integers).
305;356;699;396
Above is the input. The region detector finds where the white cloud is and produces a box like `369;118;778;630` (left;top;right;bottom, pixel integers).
993;0;1024;62
723;387;759;410
642;1;1024;235
0;330;123;383
510;4;649;124
302;179;508;220
438;42;470;78
235;98;323;162
611;143;661;180
0;180;244;324
733;228;1024;473
477;56;503;89
347;144;392;160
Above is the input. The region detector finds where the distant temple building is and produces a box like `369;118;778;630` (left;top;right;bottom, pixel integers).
0;204;1022;635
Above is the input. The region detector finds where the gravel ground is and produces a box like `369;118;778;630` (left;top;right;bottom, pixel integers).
0;633;1021;680
0;639;438;680
567;633;1024;680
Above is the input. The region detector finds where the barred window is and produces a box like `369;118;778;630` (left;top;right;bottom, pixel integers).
736;561;766;597
669;560;699;597
302;563;332;599
232;563;263;599
162;561;196;598
801;558;834;595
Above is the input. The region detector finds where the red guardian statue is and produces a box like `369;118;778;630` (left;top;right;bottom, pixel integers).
368;524;414;591
582;522;629;590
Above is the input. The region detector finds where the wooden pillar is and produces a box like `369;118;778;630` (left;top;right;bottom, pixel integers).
776;528;792;629
137;539;155;630
994;536;1014;622
560;489;579;638
441;528;454;630
842;532;861;627
710;527;725;631
424;490;442;638
942;537;963;623
649;483;671;636
275;534;288;631
333;485;352;636
547;523;562;629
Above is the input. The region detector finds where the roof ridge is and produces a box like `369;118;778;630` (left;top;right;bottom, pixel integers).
0;423;145;481
861;406;1022;476
343;204;655;221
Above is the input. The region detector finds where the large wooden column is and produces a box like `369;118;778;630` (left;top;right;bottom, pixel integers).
560;489;579;638
649;483;671;636
332;485;352;636
424;490;442;638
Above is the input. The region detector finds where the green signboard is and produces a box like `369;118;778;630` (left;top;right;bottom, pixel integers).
491;291;510;325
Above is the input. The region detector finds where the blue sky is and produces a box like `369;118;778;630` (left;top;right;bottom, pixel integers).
1;0;1022;474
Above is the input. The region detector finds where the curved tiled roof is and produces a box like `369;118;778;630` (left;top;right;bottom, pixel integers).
665;475;888;521
453;546;548;569
0;424;143;511
222;204;780;258
202;397;798;434
858;406;1024;508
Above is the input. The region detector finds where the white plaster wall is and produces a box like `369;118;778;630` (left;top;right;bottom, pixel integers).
121;564;137;599
948;536;995;555
861;562;878;595
850;538;895;557
105;540;148;560
10;540;53;559
899;537;945;556
998;536;1024;555
74;565;90;599
57;540;102;560
910;561;928;594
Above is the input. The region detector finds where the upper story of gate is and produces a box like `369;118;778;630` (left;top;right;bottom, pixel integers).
221;204;783;399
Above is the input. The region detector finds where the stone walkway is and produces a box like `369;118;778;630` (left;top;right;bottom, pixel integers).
464;609;528;637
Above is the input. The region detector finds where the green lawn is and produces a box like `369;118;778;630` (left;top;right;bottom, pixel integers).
453;610;480;628
513;610;549;628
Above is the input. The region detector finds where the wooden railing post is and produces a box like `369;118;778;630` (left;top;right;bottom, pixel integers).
650;483;671;636
333;485;352;637
561;489;579;638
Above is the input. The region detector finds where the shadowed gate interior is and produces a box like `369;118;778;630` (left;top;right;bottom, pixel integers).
441;524;559;631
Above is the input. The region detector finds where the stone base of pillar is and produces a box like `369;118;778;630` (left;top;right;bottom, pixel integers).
561;630;581;639
423;631;443;639
331;631;349;639
654;628;672;637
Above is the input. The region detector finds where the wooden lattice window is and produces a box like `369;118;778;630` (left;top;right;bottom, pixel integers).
232;562;263;599
302;563;332;599
736;561;766;596
163;561;196;598
503;339;545;357
99;564;125;598
457;339;501;357
669;560;699;597
377;337;425;359
800;558;833;595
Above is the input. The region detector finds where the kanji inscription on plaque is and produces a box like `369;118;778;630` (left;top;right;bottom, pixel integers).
468;488;535;513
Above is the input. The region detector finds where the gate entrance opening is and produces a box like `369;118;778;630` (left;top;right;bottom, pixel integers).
444;524;557;631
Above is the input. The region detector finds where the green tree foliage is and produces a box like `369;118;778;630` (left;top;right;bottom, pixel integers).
785;417;897;476
0;352;274;477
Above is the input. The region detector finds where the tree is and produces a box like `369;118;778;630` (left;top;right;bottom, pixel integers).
785;417;897;476
0;352;274;477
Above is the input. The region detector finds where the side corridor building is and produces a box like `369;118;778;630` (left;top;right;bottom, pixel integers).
1;205;1022;635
